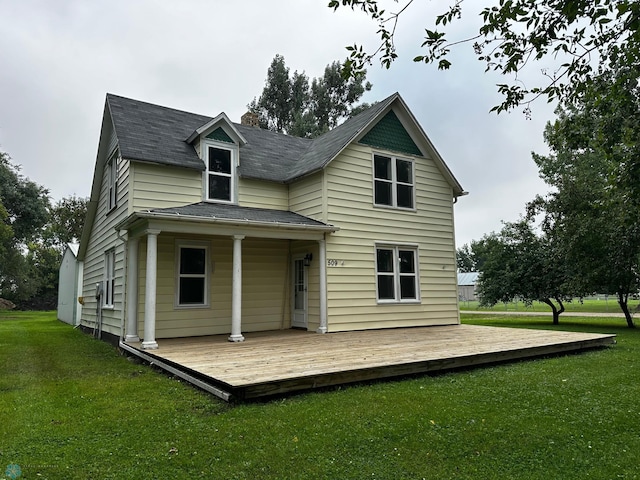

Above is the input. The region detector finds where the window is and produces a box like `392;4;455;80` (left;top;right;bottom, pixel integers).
375;245;419;303
176;243;209;307
107;150;118;211
104;249;116;308
373;154;414;209
206;145;235;202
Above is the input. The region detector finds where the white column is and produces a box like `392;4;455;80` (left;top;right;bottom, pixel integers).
317;237;328;333
142;230;160;349
229;235;245;342
125;237;140;342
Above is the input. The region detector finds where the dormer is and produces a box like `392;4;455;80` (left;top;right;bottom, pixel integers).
186;113;247;204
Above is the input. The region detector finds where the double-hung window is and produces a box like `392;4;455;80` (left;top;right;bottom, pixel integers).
373;154;415;209
107;150;118;211
375;245;420;303
176;243;209;307
206;144;235;203
104;249;116;308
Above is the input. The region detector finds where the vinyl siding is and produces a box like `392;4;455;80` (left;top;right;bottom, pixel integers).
324;143;459;331
80;146;130;337
130;162;202;212
137;234;291;339
289;172;324;221
238;177;288;210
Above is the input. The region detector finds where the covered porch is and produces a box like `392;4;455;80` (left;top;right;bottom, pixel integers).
120;324;615;401
115;203;338;349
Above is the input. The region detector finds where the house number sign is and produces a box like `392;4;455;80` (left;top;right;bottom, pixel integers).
327;259;344;267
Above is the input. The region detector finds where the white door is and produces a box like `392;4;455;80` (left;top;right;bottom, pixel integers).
292;257;308;329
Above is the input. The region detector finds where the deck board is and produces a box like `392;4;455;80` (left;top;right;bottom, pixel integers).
123;325;615;400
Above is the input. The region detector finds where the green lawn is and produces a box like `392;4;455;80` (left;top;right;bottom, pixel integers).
459;297;638;314
1;311;639;479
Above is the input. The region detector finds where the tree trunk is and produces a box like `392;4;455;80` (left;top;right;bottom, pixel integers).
542;298;559;325
555;297;565;315
618;292;635;328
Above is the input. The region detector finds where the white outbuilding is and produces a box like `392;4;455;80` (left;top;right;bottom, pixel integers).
57;243;83;325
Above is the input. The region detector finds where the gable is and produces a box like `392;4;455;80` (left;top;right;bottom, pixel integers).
359;110;423;157
206;127;234;143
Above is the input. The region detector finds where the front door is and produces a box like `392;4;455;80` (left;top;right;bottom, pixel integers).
292;257;308;329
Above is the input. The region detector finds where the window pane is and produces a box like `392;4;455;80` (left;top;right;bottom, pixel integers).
374;155;391;180
374;180;392;205
180;248;205;274
378;276;395;299
396;159;412;184
208;147;231;173
399;250;415;273
208;175;230;201
376;249;394;273
400;276;416;299
397;184;413;209
179;278;205;304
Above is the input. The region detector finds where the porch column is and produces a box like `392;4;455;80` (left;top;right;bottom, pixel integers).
317;237;328;334
229;235;245;342
142;229;160;350
125;236;140;342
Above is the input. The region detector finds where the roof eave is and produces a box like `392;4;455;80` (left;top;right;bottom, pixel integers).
115;211;339;234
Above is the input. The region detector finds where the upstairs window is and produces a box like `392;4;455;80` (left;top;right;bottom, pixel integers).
107;150;118;211
206;145;235;203
373;154;414;209
375;245;419;303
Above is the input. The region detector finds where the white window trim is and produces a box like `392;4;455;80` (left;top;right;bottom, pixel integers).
203;140;237;204
372;153;416;211
374;243;421;304
174;240;211;309
103;249;116;309
107;149;118;213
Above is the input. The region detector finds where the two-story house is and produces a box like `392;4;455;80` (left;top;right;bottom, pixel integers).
77;92;466;349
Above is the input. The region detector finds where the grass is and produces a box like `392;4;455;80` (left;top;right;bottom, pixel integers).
459;297;638;314
1;311;639;479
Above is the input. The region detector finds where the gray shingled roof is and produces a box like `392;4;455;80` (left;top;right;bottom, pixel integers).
106;93;397;183
145;202;334;228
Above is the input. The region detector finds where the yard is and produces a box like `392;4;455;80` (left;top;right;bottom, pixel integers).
459;297;636;315
1;311;639;479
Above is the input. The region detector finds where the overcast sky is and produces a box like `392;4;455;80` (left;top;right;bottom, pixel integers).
0;0;556;248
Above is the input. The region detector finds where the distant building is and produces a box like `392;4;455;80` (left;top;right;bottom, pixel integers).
57;243;83;325
457;272;479;302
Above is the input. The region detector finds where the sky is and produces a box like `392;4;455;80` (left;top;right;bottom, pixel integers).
0;0;557;248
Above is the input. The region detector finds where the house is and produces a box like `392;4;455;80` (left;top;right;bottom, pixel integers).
457;271;480;302
77;92;466;349
57;243;83;325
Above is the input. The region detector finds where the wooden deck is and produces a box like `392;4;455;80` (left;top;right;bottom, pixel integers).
121;325;615;401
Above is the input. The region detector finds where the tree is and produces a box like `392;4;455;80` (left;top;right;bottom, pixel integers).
0;151;51;306
249;55;372;138
530;68;640;327
456;238;493;272
330;0;640;113
476;220;570;324
44;195;88;251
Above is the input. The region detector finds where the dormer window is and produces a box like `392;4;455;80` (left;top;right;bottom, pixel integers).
205;144;236;203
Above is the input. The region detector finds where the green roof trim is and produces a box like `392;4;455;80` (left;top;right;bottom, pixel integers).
359;110;422;156
206;127;234;143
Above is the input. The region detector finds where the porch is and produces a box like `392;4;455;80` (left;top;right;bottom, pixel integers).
120;324;615;401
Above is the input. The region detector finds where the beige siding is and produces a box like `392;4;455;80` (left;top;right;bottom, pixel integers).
81;151;130;337
137;234;291;338
289;172;324;221
130;162;202;212
238;178;288;210
324;143;459;331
